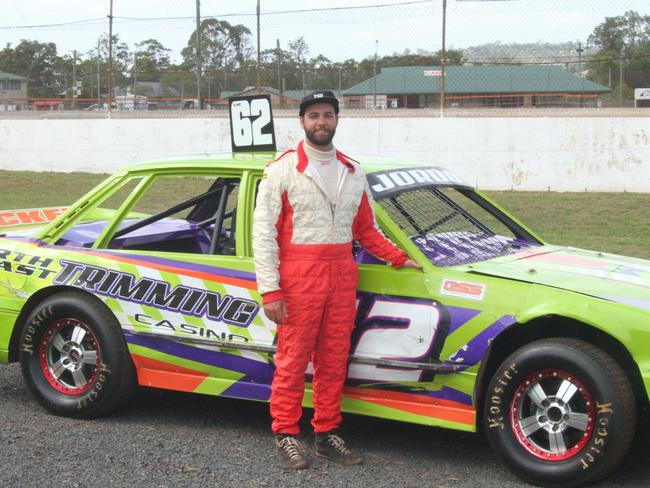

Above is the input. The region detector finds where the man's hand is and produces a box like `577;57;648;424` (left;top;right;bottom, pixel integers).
403;258;422;269
264;299;288;324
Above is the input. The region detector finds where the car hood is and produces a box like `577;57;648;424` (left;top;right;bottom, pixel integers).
468;246;650;312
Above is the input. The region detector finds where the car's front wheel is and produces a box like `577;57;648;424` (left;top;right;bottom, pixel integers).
484;338;636;488
19;292;137;418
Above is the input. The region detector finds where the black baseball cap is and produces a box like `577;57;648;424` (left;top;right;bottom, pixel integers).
299;90;339;116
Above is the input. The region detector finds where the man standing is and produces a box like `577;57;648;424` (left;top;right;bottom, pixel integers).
253;91;420;470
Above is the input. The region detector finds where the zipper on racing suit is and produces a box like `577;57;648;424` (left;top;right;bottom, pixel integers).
332;167;348;232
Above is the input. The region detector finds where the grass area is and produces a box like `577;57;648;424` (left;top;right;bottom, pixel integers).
485;191;650;260
0;171;107;208
1;170;649;260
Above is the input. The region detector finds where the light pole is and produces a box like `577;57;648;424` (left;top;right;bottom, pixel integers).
256;0;262;93
132;45;139;97
223;54;229;92
440;0;447;115
195;0;203;109
576;41;584;107
97;38;101;104
107;0;113;116
72;50;77;109
619;48;625;104
373;40;378;109
276;38;284;107
576;41;584;76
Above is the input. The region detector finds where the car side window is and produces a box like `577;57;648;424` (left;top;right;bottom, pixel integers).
57;174;241;256
106;175;241;255
53;177;144;248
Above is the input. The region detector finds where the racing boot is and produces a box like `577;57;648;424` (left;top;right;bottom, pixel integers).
275;434;309;470
315;430;363;466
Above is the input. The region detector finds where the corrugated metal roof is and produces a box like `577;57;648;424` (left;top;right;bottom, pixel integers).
344;65;611;96
0;70;29;81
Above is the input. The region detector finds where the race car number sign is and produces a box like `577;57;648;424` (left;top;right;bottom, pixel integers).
229;94;276;152
366;167;468;199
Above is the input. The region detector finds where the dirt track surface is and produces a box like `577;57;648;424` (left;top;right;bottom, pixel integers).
1;362;649;488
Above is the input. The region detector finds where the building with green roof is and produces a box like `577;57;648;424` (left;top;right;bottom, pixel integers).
0;70;29;110
343;65;611;109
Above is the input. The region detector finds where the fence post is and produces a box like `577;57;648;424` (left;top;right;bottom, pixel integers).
107;0;113;117
440;0;446;116
256;0;262;93
195;0;203;109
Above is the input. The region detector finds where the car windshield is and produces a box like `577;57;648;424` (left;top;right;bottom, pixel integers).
377;186;540;266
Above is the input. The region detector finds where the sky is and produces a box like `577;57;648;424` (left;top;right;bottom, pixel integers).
1;0;648;62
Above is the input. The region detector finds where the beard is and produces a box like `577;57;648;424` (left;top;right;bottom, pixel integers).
304;125;336;147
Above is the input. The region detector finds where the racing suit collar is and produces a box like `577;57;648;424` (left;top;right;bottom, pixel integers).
296;140;356;174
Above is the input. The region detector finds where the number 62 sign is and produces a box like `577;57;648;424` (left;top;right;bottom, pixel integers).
229;94;277;152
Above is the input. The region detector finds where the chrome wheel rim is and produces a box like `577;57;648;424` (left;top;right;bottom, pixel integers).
39;318;101;395
510;369;596;461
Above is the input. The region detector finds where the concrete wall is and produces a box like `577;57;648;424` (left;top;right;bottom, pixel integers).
1;116;649;191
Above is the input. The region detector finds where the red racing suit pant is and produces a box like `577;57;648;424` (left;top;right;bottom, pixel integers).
270;243;358;435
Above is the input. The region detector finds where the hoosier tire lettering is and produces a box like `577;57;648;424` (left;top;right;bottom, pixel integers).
579;402;614;470
20;305;54;355
486;362;518;430
77;362;111;410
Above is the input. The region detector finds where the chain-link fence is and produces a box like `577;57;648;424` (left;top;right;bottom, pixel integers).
0;0;648;116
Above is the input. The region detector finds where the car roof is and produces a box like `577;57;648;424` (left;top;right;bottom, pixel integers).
121;152;465;182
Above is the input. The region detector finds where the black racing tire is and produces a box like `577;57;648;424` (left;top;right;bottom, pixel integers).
483;338;636;488
19;291;137;418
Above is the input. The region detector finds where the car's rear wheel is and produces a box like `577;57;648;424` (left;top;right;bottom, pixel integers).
484;338;636;487
19;292;136;418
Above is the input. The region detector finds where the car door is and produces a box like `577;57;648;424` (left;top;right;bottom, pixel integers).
60;167;277;397
348;260;448;384
350;172;541;413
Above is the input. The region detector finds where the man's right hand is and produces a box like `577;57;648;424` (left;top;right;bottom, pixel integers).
264;299;288;324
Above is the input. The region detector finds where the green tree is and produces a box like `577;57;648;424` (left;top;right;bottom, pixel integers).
287;37;310;67
181;18;254;98
133;39;172;84
585;50;618;88
588;10;650;54
92;34;131;95
182;18;253;71
378;48;464;68
76;52;102;100
160;66;196;98
625;44;650;89
587;11;650;96
257;38;341;93
0;40;63;97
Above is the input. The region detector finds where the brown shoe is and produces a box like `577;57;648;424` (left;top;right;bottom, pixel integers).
315;430;363;466
275;434;309;470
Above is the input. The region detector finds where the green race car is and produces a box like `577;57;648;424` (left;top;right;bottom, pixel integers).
0;154;647;487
